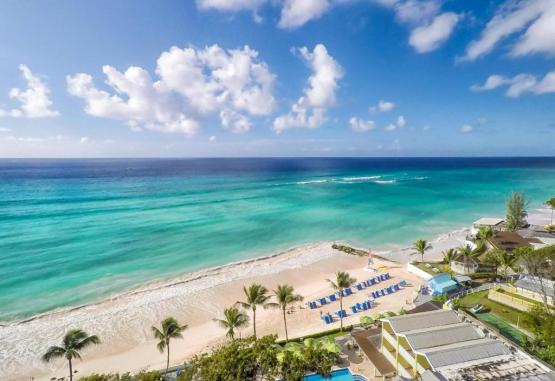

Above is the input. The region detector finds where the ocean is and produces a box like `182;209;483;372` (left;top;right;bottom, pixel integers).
1;157;554;322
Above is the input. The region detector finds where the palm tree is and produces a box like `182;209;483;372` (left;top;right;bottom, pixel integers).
457;245;481;274
152;317;187;375
237;283;272;339
442;248;457;278
327;271;356;331
42;329;100;381
214;306;249;340
546;197;555;226
413;239;432;262
478;226;495;242
270;284;303;342
496;250;517;280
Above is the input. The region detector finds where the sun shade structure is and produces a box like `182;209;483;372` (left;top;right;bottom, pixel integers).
427;273;459;296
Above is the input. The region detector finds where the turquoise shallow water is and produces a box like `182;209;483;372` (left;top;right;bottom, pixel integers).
1;157;554;322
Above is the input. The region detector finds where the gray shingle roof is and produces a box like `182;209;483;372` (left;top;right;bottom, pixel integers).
401;322;483;350
383;309;460;333
516;275;554;296
420;338;511;368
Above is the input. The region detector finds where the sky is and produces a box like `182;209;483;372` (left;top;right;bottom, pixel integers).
0;0;554;158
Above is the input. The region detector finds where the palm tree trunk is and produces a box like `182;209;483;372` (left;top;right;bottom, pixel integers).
68;358;73;381
166;342;170;376
339;294;343;332
282;307;289;342
253;307;257;339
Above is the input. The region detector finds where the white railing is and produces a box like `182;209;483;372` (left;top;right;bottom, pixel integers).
448;283;496;300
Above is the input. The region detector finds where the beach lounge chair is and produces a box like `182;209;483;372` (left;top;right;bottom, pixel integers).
346;288;353;296
320;297;328;305
329;294;337;302
350;306;358;314
379;274;386;281
399;280;407;286
309;301;318;309
380;289;386;296
393;284;400;292
335;310;347;318
356;284;364;291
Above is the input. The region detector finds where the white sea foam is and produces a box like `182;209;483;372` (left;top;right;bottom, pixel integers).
296;179;331;185
0;242;340;380
373;179;396;184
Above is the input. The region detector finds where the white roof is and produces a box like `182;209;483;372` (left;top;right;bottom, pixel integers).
473;217;504;227
401;323;483;350
420;338;511;368
382;310;460;333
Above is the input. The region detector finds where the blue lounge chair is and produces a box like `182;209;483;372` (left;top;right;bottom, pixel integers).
399;280;407;286
393;284;400;292
329;294;337;302
356;284;364;291
309;302;317;309
320;298;328;305
346;288;353;296
380;289;386;296
350;306;358;313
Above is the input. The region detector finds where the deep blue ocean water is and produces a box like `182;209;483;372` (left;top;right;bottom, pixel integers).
1;157;554;321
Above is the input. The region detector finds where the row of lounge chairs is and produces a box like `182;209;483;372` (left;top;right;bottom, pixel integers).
308;273;391;309
320;299;375;324
370;280;407;299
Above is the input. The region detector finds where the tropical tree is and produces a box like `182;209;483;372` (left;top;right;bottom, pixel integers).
327;271;356;331
413;239;432;262
484;249;503;280
478;226;495;241
506;191;528;231
42;329;100;381
237;283;272;339
496;250;517;280
442;248;457;278
360;315;375;328
457;245;481;274
270;284;303;342
152;317;187;375
214;306;249;340
546;197;555;226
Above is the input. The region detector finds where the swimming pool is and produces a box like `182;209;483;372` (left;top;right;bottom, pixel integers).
304;368;367;381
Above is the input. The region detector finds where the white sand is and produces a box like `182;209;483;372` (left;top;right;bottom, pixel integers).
2;209;550;381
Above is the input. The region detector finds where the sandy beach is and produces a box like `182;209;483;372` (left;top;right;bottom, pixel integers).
1;208;551;381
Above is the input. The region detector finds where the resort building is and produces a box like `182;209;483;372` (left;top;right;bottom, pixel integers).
426;273;459;296
518;225;555;248
379;309;555;380
471;217;504;235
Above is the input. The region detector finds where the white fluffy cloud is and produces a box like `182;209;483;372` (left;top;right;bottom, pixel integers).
471;70;555;97
67;45;276;135
462;0;555;61
460;124;473;133
349;117;375;132
196;0;267;11
278;0;331;29
374;0;459;53
369;99;396;113
0;65;59;118
273;44;343;133
385;115;406;131
409;12;460;53
197;0;356;29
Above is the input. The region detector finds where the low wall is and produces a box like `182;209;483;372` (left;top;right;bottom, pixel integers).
488;287;535;312
406;263;433;280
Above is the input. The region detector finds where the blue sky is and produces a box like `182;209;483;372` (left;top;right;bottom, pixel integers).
0;0;553;157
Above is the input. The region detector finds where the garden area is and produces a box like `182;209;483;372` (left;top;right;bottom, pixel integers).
458;290;532;344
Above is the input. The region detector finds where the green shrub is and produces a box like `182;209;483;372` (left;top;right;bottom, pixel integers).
469;272;494;279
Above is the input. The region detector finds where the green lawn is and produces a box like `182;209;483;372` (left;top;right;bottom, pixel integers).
459;290;532;335
459;291;531;328
413;261;450;276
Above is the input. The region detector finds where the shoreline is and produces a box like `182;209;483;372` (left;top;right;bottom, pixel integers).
1;208;551;381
